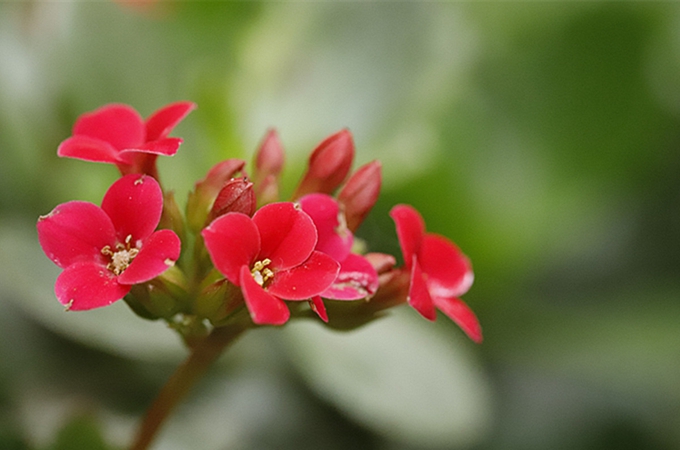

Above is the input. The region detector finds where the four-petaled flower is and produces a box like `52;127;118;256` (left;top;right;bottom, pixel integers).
298;193;379;322
37;174;181;310
57;101;196;178
390;204;482;343
202;202;340;325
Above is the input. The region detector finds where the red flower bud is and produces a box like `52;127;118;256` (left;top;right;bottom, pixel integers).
253;129;285;204
338;160;382;232
186;159;245;232
292;129;354;198
207;178;256;223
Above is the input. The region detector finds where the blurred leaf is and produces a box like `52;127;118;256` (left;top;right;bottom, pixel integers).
485;283;680;401
48;415;111;450
284;310;492;448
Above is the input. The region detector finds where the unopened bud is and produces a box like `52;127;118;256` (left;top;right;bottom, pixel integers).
338;160;381;231
253;129;284;204
125;265;189;320
207;178;256;223
159;190;186;245
292;129;354;198
186;159;245;232
194;279;244;325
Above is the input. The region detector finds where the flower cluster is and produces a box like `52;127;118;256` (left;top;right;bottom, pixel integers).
37;102;482;343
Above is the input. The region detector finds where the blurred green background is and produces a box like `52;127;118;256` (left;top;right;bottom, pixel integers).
1;2;679;449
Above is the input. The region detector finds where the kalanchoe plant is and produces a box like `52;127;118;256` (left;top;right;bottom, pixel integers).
37;101;482;450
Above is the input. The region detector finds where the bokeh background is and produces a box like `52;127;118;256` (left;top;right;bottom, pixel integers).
1;2;679;449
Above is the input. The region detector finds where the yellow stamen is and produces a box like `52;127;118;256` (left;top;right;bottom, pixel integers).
251;258;274;286
102;234;140;276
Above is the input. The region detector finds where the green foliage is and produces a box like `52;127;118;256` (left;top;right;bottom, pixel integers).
48;415;111;450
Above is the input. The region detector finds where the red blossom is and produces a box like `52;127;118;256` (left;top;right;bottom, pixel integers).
299;194;379;320
57;101;196;178
37;174;181;311
390;204;481;343
202;202;340;325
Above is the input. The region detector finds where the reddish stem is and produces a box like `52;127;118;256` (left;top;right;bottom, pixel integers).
130;324;246;450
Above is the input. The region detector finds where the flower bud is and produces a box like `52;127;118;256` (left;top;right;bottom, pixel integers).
207;178;256;224
159;190;186;245
292;129;354;198
193;278;245;325
338;160;382;232
186;159;245;232
253;129;285;205
125;265;189;320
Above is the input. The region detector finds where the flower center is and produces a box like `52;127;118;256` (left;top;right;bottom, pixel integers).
251;258;274;287
101;235;140;276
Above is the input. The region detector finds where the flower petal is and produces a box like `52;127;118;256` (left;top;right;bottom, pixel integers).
310;296;329;323
100;174;163;242
407;256;436;321
240;265;290;325
298;193;353;262
364;252;396;275
432;296;483;343
321;253;378;300
267;251;340;300
118;138;183;162
117;229;181;285
144;101;197;141
202;213;260;285
57;136;121;164
252;203;317;270
37;201;115;268
55;261;131;310
389;204;425;270
73;104;145;151
419;234;474;298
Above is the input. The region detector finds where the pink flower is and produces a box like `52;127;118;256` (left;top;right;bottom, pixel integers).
202;202;340;325
299;194;378;298
37;174;181;311
390;204;482;343
57;101;196;178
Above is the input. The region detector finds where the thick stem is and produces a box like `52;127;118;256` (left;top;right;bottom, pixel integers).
130;324;246;450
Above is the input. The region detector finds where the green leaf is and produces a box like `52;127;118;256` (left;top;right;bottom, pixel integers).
284;310;492;447
48;415;111;450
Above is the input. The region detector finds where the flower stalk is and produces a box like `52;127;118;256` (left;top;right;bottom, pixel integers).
130;323;247;450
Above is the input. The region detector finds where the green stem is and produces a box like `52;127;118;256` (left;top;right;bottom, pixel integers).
130;324;246;450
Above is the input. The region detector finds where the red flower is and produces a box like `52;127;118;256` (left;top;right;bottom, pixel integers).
57;101;196;178
390;204;481;343
202;202;340;325
299;193;378;299
37;174;181;311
